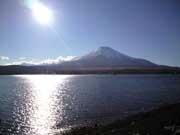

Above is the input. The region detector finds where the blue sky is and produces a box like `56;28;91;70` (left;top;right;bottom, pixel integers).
0;0;180;66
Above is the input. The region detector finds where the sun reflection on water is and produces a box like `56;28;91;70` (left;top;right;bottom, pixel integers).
22;75;70;135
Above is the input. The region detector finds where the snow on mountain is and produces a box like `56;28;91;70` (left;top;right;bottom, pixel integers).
78;46;132;60
61;46;158;68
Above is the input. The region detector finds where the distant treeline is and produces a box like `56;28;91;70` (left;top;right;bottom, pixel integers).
0;65;180;75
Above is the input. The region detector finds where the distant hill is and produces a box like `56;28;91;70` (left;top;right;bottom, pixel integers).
0;47;180;74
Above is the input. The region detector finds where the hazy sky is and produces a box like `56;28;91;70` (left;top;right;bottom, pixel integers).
0;0;180;66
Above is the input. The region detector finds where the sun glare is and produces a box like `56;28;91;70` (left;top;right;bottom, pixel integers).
23;75;70;134
32;2;53;25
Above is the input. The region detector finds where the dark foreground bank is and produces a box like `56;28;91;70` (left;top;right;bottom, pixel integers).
0;65;180;75
62;103;180;135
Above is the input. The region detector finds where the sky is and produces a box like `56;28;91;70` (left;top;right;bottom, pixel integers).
0;0;180;66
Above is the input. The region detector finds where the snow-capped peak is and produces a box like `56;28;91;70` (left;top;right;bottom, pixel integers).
80;46;132;59
69;46;157;68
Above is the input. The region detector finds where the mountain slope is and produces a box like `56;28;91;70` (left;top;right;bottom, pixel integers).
1;46;180;74
60;46;157;68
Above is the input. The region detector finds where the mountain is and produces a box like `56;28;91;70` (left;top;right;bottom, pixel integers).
0;46;180;74
59;46;157;68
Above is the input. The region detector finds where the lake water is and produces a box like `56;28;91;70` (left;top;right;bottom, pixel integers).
0;75;180;134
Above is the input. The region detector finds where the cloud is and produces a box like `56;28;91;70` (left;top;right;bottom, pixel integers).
57;56;75;61
5;56;76;66
6;60;38;66
19;57;26;60
0;56;9;60
38;56;76;65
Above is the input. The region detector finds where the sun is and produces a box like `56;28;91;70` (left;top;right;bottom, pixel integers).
32;2;53;25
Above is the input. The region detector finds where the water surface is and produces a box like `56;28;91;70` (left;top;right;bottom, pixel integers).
0;75;180;134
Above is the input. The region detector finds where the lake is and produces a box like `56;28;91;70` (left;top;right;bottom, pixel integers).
0;75;180;135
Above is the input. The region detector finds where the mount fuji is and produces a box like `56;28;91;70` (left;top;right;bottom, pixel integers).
0;46;180;74
59;46;157;68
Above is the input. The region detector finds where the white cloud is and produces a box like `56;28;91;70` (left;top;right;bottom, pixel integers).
0;56;9;60
6;60;39;66
38;56;75;65
57;56;75;61
19;57;26;60
5;56;76;66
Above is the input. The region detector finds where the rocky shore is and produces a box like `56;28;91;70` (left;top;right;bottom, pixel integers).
62;103;180;135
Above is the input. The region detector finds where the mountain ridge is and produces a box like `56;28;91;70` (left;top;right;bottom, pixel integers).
0;46;180;74
59;46;157;68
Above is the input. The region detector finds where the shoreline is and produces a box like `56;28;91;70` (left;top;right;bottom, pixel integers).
0;72;180;75
0;66;180;75
62;103;180;135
